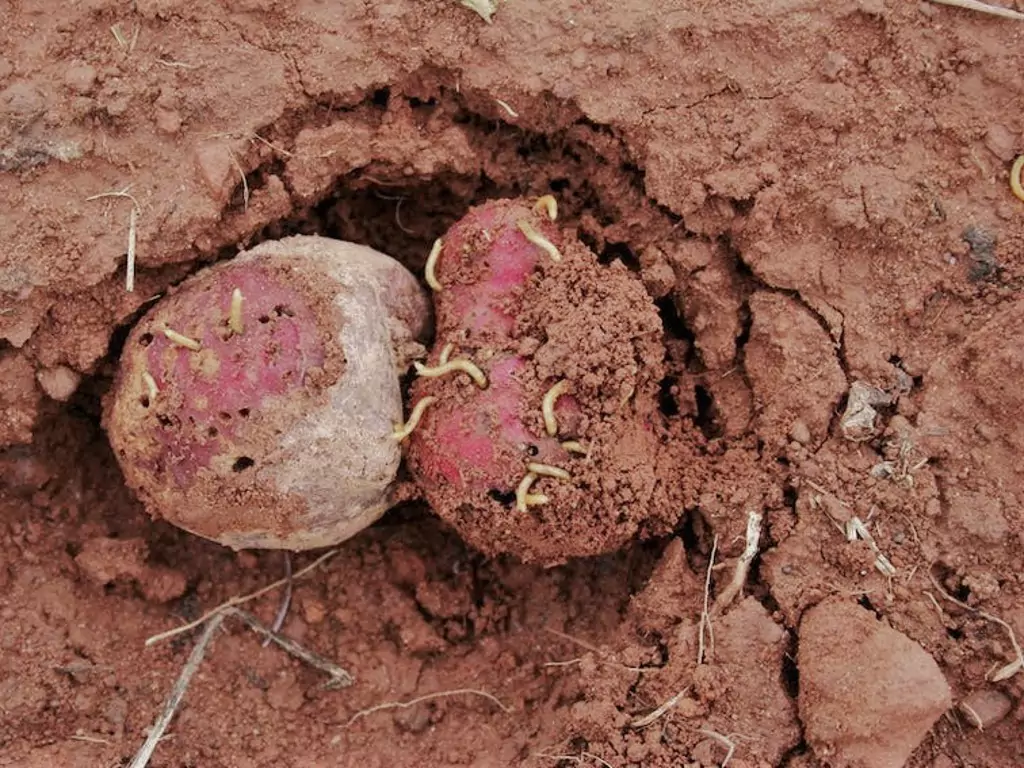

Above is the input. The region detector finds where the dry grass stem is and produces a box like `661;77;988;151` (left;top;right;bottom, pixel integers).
145;549;339;646
927;0;1024;20
344;688;511;727
129;613;226;768
85;186;141;292
628;687;690;729
698;535;718;664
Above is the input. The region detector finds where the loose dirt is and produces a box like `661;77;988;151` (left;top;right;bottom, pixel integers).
2;1;1023;766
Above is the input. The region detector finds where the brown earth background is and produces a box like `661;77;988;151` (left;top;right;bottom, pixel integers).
2;0;1024;766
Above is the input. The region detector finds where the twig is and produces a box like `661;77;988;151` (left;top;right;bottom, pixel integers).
227;608;352;689
85;186;141;292
927;572;1023;681
262;552;293;647
145;549;339;646
713;511;763;614
927;0;1024;20
129;613;226;768
698;728;738;767
344;688;511;727
698;535;718;664
628;687;690;729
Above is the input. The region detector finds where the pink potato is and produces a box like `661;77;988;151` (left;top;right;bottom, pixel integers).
403;197;682;565
105;235;431;550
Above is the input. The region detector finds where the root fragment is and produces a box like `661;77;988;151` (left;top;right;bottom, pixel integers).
344;687;511;728
425;238;444;291
527;462;571;480
162;327;201;351
414;358;488;389
534;194;558;221
393;396;438;442
228;288;244;335
712;511;763;614
517;219;562;262
542;380;571;436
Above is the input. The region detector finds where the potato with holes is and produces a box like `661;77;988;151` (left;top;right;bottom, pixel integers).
401;196;682;565
104;235;432;550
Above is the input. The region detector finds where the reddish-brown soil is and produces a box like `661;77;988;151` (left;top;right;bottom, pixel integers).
2;1;1023;766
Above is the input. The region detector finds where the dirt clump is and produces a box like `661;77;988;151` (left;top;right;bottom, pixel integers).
799;598;953;768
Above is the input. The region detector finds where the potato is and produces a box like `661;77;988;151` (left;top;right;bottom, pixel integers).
105;235;431;550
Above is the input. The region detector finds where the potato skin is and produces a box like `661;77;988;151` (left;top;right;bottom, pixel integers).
105;236;431;550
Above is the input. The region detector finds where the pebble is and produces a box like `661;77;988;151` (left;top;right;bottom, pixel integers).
958;688;1012;729
789;419;811;445
36;365;81;401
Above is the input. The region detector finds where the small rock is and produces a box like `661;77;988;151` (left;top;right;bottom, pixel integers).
36;365;81;401
983;124;1017;163
958;688;1012;729
302;597;326;625
799;598;951;768
789;420;811;445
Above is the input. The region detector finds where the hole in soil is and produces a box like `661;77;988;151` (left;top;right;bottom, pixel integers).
238;408;250;418
488;489;516;507
694;385;721;438
139;332;153;347
599;242;641;271
781;647;799;698
232;456;255;472
658;376;680;416
139;396;150;408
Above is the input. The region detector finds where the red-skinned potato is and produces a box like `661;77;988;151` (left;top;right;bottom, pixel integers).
402;197;683;565
105;235;431;550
